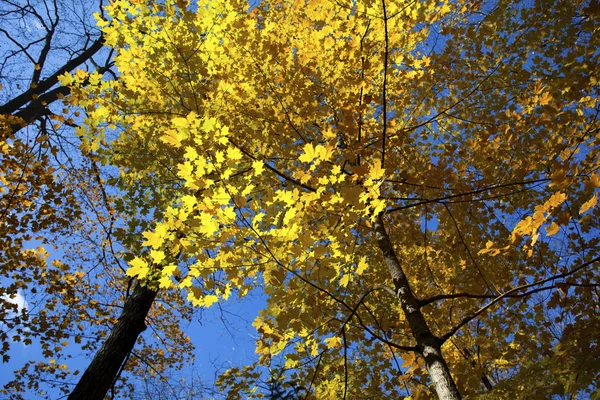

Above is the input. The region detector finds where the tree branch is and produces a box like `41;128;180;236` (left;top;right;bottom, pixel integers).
1;34;105;116
439;256;600;343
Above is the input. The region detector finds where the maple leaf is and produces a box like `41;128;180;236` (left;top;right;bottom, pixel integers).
299;143;318;164
546;222;560;236
150;249;166;264
58;72;75;86
158;276;172;289
356;257;368;275
252;159;265;175
324;336;343;349
580;193;597;215
127;258;149;279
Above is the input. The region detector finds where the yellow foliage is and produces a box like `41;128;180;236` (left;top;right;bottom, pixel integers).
63;0;600;396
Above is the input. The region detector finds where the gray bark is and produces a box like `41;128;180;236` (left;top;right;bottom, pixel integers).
373;212;461;400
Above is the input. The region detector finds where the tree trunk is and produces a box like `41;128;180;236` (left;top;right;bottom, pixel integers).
0;36;105;116
68;282;157;400
0;35;107;134
373;212;461;400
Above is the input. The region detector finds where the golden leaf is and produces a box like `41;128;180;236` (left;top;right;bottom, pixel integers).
580;193;598;215
546;222;560;236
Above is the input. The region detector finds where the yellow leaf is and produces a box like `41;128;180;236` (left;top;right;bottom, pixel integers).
172;117;189;129
179;277;193;288
158;275;172;289
252;212;265;229
547;192;567;208
127;258;149;279
226;146;243;161
58;72;74;86
299;143;317;163
439;3;451;15
88;71;101;86
580;193;597;215
538;92;552;106
202;117;218;132
356;256;368;275
282;208;297;225
316;144;334;162
369;163;386;181
252;159;264;175
222;206;236;222
199;213;220;235
150;249;166;264
512;216;532;243
178;161;194;181
215;150;225;163
94;12;109;27
546;222;560;236
74;69;87;81
201;294;219;307
339;274;350;287
324;336;343;349
181;194;197;209
161;129;183;148
142;224;168;249
590;173;600;188
284;358;298;369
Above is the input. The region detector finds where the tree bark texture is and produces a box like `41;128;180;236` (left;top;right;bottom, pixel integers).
373;212;462;400
68;283;157;400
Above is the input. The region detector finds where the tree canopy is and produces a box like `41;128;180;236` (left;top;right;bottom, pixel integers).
0;0;201;397
7;0;600;397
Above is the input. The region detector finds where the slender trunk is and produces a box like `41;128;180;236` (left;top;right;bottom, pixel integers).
373;212;461;400
68;283;157;400
461;347;494;390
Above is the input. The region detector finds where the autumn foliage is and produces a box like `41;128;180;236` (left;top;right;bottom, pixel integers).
0;0;198;396
12;0;600;397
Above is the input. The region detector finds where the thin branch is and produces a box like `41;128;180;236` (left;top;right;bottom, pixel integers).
443;203;497;294
305;351;324;399
439;256;600;343
1;34;105;116
342;326;348;400
380;0;389;169
228;138;317;192
387;178;550;213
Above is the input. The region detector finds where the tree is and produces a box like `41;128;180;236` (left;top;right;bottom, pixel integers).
0;0;200;397
68;0;599;398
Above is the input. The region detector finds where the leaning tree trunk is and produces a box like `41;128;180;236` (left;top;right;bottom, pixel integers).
373;212;462;400
0;35;106;134
68;283;157;400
